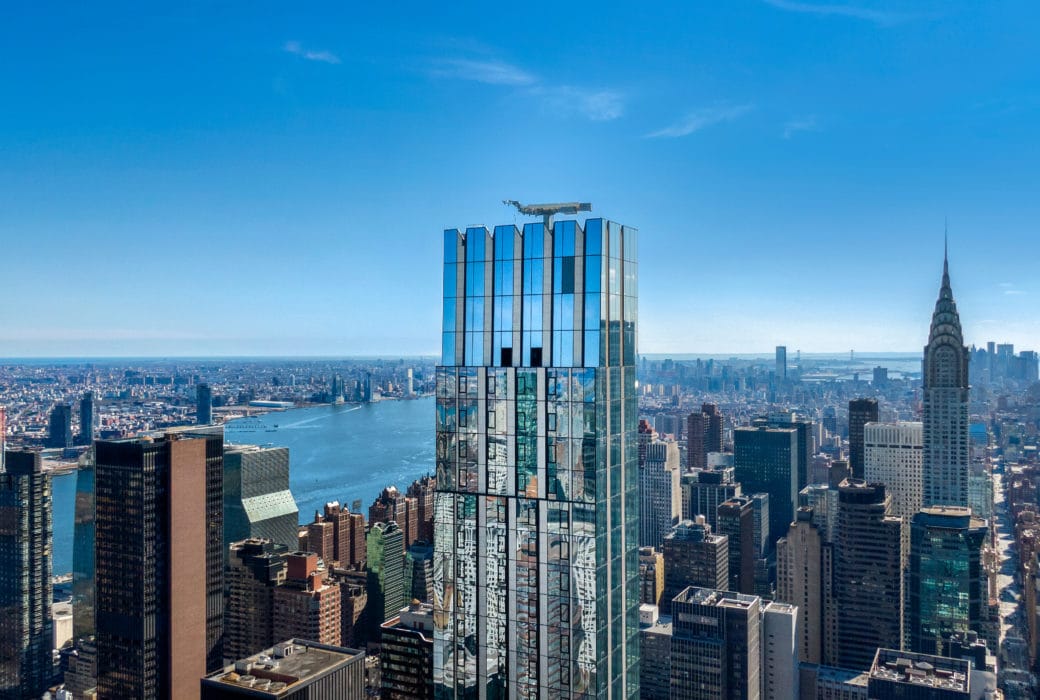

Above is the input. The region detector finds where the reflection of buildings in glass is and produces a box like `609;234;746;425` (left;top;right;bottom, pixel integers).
433;217;638;698
72;454;96;639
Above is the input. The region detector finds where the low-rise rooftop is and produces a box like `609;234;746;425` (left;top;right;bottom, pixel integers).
869;648;969;693
202;639;364;698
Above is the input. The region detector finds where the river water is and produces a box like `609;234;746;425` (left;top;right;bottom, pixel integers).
50;397;435;574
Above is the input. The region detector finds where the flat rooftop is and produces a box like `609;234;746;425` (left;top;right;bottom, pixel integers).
674;586;759;609
870;649;969;692
202;639;364;697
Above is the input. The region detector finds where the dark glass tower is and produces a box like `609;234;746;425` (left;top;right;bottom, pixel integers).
94;430;224;698
0;450;53;699
48;403;73;449
733;426;798;547
77;391;97;446
847;398;879;480
922;249;970;508
433;216;639;698
906;506;988;655
197;383;214;425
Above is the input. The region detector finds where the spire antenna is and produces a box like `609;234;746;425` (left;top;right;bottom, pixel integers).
943;218;949;276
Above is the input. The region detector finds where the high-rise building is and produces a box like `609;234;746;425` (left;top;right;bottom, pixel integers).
404;539;434;604
734;426;799;548
906;507;989;655
307;516;336;566
702;403;724;454
639;440;680;549
922;251;970;508
380;601;435;700
760;601;799;700
660;519;728;613
776;508;826;664
687;411;706;471
201;640;365;700
863;422;923;520
638;547;664;607
718;496;755;595
47;403;73;449
755;412;814;493
680;466;741;531
369;486;419;549
94;430;224;697
776;346;787;380
72;456;95;639
77;391;97;446
670;586;761;700
750;493;773;598
272;552;342;646
847;399;878;480
225;538;288;660
197;382;213;425
638;605;672;700
366;520;405;630
406;475;436;543
833;481;904;671
0;451;53;699
797;464;848;545
322;501;367;569
0;407;5;471
223;445;300;555
434;216;639;697
327;571;368;649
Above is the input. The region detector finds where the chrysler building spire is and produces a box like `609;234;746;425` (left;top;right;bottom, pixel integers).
922;244;970;508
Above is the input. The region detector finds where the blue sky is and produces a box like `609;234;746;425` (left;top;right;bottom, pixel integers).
1;1;1038;357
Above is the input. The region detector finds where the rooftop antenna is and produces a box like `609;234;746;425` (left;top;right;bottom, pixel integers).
503;200;592;229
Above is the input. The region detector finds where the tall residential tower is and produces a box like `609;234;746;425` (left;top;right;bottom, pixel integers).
434;215;639;698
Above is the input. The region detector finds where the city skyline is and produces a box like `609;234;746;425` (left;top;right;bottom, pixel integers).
3;2;1040;356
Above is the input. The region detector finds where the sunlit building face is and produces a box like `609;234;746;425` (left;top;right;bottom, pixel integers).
434;217;639;699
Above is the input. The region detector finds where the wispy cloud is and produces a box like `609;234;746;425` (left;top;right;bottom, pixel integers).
999;282;1027;296
531;86;625;121
429;55;624;120
762;0;915;25
783;115;818;138
284;40;341;65
429;58;536;86
645;104;753;139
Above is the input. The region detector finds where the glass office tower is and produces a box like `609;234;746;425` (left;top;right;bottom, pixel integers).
433;217;638;699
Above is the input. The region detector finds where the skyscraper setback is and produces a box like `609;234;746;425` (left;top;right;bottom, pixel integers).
922;250;970;508
433;215;639;698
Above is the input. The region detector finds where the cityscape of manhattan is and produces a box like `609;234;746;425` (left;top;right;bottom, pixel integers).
3;3;1040;700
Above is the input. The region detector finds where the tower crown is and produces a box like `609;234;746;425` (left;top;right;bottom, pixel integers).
928;247;963;348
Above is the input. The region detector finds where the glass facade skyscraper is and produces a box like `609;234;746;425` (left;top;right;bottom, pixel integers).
906;506;989;655
433;217;639;699
0;450;53;699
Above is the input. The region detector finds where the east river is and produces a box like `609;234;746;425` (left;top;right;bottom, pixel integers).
50;397;435;574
